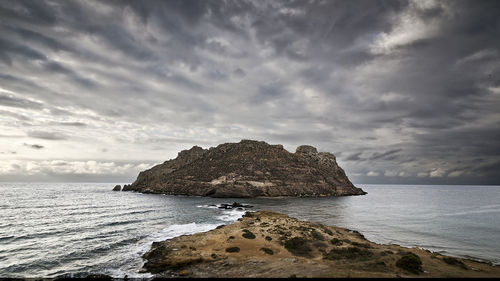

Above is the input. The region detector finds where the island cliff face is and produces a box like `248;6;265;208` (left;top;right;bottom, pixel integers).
123;140;366;197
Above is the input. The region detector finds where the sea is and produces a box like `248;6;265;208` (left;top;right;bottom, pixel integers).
0;183;499;278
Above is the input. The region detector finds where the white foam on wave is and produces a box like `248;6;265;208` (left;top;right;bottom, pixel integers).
109;205;252;278
216;208;249;222
196;204;218;209
108;222;221;278
148;222;221;242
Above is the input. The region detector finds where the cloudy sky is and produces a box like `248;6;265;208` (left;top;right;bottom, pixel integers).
0;0;499;184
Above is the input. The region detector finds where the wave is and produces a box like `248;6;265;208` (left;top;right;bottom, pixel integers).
147;222;221;242
216;209;248;222
105;222;222;278
196;204;219;209
97;219;144;228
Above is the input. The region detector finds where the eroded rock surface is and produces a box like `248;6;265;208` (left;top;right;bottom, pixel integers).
141;211;500;278
123;140;366;197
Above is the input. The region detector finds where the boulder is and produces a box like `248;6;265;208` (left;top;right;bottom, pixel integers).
112;185;121;191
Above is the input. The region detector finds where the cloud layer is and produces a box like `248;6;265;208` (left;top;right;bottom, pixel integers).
0;0;499;183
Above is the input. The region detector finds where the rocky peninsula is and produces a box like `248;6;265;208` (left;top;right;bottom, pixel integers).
142;210;500;278
121;140;366;197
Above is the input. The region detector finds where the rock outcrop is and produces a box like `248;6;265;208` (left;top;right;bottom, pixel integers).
141;211;500;278
112;185;121;191
123;140;366;197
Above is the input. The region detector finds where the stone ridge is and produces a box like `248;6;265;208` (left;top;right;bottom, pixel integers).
122;139;366;197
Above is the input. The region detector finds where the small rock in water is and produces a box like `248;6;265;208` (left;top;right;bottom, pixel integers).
112;185;121;191
218;202;254;209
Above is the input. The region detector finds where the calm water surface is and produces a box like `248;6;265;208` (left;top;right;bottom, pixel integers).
0;183;499;278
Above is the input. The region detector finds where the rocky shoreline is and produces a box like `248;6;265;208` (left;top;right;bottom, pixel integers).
141;210;500;278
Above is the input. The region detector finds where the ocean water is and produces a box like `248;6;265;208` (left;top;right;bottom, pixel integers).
0;183;499;278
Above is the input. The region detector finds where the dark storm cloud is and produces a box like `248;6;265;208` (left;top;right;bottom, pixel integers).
0;0;499;183
343;149;403;162
370;149;402;161
345;152;364;162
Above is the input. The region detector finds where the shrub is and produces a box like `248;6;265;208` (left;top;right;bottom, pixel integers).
242;229;256;239
311;230;325;241
351;241;371;248
314;241;328;247
396;253;422;274
322;228;333;236
284;237;312;257
260;247;274;255
443;256;468;270
265;236;272;241
330;238;343;246
323;247;373;260
225;247;240;253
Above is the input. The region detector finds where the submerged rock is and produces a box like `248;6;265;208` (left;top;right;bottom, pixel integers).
123;139;366;197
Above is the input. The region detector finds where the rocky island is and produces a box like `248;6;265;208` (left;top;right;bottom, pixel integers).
142;211;500;278
120;140;366;197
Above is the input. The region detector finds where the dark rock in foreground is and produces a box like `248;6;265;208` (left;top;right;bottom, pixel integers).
123;140;366;197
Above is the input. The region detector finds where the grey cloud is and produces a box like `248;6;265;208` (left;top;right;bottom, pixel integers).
344;152;364;161
0;93;43;109
252;81;290;104
55;122;87;127
0;110;32;121
0;134;24;138
0;0;499;184
23;143;44;149
233;68;246;78
0;37;47;64
370;149;402;161
0;0;57;27
27;130;67;140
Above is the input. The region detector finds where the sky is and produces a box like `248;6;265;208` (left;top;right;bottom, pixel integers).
0;0;499;184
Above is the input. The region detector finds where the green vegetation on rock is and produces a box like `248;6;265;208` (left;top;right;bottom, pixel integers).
225;247;240;253
443;256;468;270
260;247;274;255
311;230;325;241
351;241;371;248
396;252;422;274
330;238;343;246
323;247;373;260
284;237;312;257
242;229;256;239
